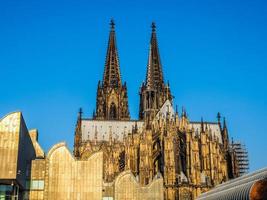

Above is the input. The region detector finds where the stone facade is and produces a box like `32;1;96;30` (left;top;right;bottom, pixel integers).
94;19;130;121
73;21;240;200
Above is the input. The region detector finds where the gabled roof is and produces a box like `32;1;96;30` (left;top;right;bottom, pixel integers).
155;99;175;119
190;122;222;143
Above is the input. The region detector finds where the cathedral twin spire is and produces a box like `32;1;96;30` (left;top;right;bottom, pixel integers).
95;20;171;121
145;22;165;91
103;20;122;89
94;20;129;120
140;22;172;120
102;20;164;90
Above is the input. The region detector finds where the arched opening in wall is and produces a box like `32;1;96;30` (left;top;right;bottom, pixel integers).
109;102;117;120
153;139;163;176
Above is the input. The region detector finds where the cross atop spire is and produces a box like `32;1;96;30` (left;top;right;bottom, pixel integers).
151;22;156;32
145;22;164;90
103;19;122;88
110;19;115;30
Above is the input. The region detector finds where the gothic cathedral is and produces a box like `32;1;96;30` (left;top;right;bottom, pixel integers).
74;20;239;200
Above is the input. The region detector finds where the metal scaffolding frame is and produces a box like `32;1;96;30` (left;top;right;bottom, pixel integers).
231;141;249;176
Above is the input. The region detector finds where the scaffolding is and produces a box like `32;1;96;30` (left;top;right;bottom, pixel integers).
231;141;249;176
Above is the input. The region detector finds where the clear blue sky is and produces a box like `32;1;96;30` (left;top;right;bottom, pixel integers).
0;0;266;172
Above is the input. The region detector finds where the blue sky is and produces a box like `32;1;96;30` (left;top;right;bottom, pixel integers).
0;0;266;172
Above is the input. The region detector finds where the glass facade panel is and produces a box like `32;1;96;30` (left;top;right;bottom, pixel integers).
28;180;44;190
0;184;19;200
38;181;44;190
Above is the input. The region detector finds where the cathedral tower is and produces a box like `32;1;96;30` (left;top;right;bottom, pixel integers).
139;23;172;122
94;20;130;120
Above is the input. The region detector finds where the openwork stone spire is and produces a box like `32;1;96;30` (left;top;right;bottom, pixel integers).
103;19;122;88
145;22;164;90
139;22;172;121
95;20;130;120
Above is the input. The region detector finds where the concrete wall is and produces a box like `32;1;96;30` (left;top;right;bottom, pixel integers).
0;112;21;180
29;129;45;158
45;143;103;200
17;114;36;188
114;171;164;200
27;159;46;200
0;112;36;189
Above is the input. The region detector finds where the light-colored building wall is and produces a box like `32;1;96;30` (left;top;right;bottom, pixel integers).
45;143;103;200
0;112;36;189
81;120;144;142
0;112;21;180
114;171;164;200
27;159;46;200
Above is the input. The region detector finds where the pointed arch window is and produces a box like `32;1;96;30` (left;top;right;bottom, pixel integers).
109;102;117;120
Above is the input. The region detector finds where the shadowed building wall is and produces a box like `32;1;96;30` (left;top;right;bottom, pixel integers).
0;112;36;199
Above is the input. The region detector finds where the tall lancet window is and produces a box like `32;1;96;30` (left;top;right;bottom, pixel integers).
109;102;117;119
